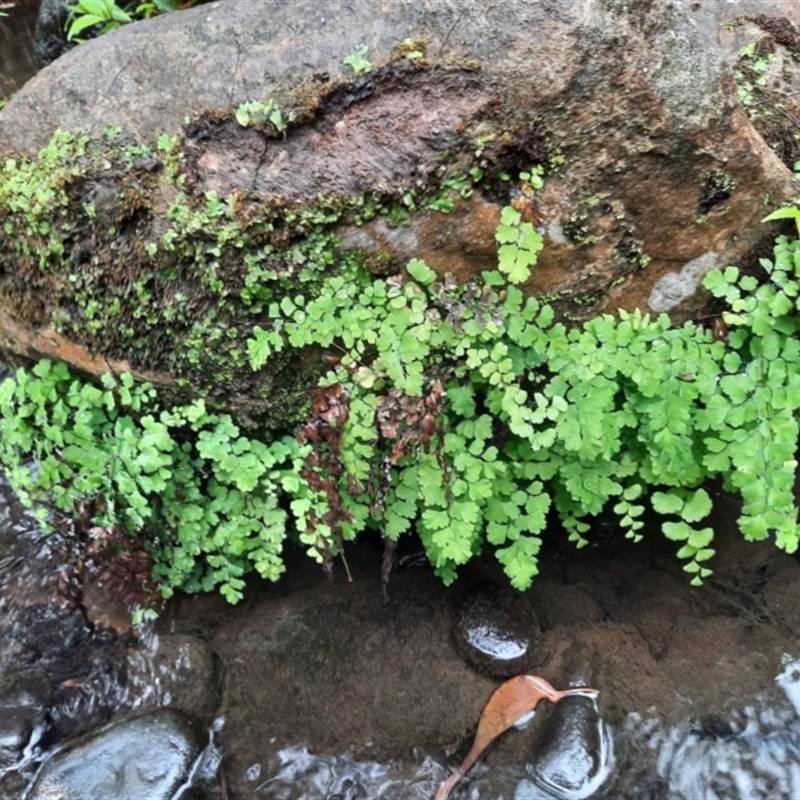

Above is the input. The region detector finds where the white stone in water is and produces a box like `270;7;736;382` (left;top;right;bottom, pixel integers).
464;621;528;661
514;710;537;729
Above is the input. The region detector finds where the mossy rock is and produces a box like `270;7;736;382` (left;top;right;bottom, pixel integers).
0;0;798;427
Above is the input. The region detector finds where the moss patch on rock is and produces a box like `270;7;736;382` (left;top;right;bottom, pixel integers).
0;59;556;428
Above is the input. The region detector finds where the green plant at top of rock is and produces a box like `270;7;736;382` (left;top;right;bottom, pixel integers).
0;130;89;265
66;0;194;41
135;0;181;17
0;361;311;603
4;110;800;601
732;28;800;176
495;206;543;284
398;38;425;61
735;40;777;109
234;99;288;134
342;44;372;78
763;205;800;238
343;44;372;77
67;0;132;40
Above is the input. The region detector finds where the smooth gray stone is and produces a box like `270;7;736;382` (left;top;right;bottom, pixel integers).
452;583;551;678
27;707;205;800
527;693;612;799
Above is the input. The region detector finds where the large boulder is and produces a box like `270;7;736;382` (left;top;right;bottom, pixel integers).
0;0;799;422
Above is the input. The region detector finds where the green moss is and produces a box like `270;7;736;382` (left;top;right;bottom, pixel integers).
733;27;800;174
563;208;597;245
0;123;527;428
613;236;651;270
0;53;567;431
698;169;736;216
362;249;401;276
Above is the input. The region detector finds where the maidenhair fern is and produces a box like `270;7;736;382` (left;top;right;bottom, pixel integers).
243;195;800;590
1;186;800;600
0;365;311;603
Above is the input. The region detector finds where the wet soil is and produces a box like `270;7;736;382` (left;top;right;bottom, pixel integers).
149;492;800;798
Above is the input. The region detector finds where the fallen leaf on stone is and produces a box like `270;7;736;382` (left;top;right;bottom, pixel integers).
435;674;599;800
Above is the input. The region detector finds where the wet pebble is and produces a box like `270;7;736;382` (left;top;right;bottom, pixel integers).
521;691;613;799
27;707;205;800
452;584;551;678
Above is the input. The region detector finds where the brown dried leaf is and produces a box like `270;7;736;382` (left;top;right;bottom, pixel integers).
435;675;599;800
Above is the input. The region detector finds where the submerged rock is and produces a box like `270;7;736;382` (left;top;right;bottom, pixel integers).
211;571;495;784
124;633;219;722
522;693;614;800
27;707;205;800
452;584;552;678
8;603;132;743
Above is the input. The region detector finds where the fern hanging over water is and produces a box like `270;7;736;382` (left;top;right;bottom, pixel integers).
1;189;799;602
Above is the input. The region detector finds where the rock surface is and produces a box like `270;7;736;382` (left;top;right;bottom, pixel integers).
452;583;551;678
0;1;799;407
525;693;612;799
26;707;205;800
124;632;219;722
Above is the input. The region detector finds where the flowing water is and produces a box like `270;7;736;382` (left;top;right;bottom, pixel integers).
226;661;800;800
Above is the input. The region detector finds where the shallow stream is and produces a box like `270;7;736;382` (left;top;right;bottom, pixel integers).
2;458;800;800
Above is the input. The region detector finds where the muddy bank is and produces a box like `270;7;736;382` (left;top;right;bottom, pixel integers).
178;509;800;798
